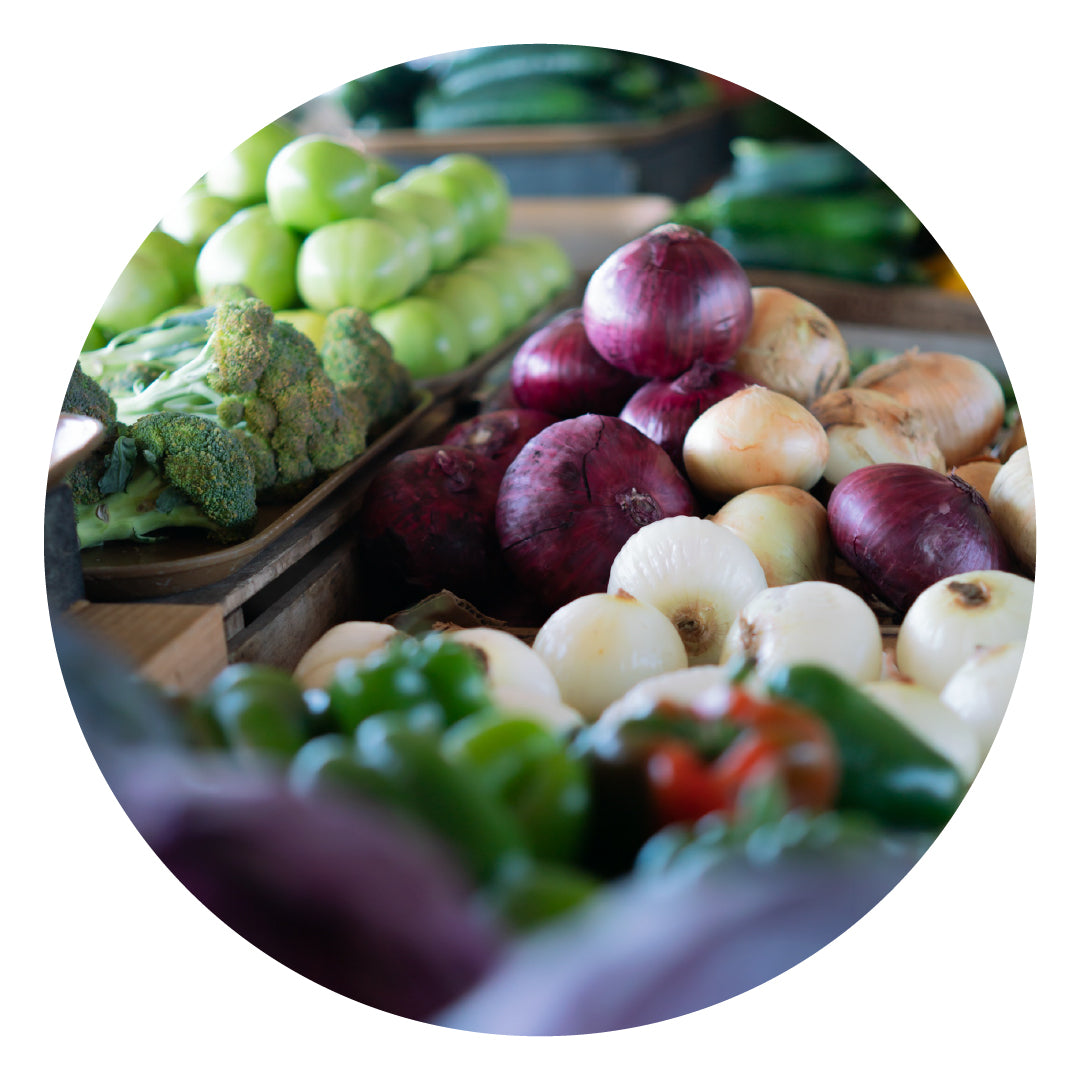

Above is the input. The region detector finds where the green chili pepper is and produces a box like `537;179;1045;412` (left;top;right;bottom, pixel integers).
442;713;590;865
353;717;527;884
764;664;967;830
486;856;600;930
199;663;312;761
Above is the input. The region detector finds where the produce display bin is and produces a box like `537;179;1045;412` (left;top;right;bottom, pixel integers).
350;105;733;201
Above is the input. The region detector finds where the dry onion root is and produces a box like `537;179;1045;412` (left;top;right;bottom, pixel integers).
708;485;831;588
810;386;945;485
607;515;767;666
988;445;1036;573
730;286;850;406
682;384;830;501
853;348;1005;467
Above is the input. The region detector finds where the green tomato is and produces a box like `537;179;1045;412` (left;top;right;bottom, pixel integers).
203;120;296;206
265;134;380;234
430;153;510;249
399;164;487;255
370;204;433;287
459;253;532;328
137;229;197;300
372;183;466;272
158;189;239;248
96;247;183;340
482;241;549;312
195;204;301;311
370;296;470;379
501;234;575;298
419;268;506;356
296;216;416;313
274;308;327;349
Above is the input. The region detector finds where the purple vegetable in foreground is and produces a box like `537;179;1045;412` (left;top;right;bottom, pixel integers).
118;758;503;1023
495;414;697;611
442;407;559;474
828;463;1015;613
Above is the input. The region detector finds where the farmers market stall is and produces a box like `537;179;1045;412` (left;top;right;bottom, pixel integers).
45;71;1033;1035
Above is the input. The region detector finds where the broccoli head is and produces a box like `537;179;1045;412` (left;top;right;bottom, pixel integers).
319;307;414;436
113;298;370;498
62;361;122;505
75;412;258;549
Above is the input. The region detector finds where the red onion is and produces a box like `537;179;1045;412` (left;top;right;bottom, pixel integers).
442;408;559;474
358;445;505;604
828;463;1015;614
495;414;698;611
619;359;756;471
510;307;645;417
582;223;753;380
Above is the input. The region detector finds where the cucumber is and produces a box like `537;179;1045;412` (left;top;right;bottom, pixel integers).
728;137;870;195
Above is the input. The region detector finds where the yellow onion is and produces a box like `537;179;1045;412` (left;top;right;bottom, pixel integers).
949;457;1002;503
810;386;945;485
532;592;688;721
293;621;400;691
1002;416;1027;460
708;485;831;587
852;349;1005;467
721;580;884;685
607;515;767;665
988;445;1036;573
683;385;829;501
895;569;1033;692
730;286;850;406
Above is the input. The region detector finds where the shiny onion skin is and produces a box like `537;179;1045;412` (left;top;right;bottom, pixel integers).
619;359;756;471
442;408;559;474
582;224;753;379
828;463;1015;614
495;414;698;612
510;308;644;418
358;445;505;604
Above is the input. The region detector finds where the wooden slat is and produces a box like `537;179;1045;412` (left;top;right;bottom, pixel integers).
61;600;227;696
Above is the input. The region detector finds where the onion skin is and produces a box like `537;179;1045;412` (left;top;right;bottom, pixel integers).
619;359;755;472
442;408;559;474
358;445;506;606
582;224;753;379
828;463;1015;614
852;349;1005;468
949;457;1002;504
510;308;644;418
495;414;698;612
731;287;850;406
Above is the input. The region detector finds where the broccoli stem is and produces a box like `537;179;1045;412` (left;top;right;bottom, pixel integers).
114;338;226;425
75;465;219;548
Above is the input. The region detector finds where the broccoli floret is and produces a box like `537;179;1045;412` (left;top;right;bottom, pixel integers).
114;299;368;498
79;306;218;397
75;412;258;549
62;361;122;505
319;307;414;435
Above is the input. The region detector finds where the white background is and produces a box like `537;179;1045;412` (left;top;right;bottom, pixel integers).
5;2;1076;1076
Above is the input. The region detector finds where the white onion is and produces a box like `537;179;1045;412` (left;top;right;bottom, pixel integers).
682;384;830;501
486;686;585;734
862;680;983;782
594;665;731;733
721;580;884;684
293;621;400;691
810;386;945;485
448;627;562;702
708;485;831;587
939;641;1026;759
895;570;1034;692
532;592;688;721
607;515;767;665
988;445;1036;573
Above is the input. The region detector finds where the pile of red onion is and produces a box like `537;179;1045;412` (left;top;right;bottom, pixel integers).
828;463;1016;613
442;408;559;474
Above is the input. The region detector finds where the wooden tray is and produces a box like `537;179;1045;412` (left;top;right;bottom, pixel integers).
79;391;437;599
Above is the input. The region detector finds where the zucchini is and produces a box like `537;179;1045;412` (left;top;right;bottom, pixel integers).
728;137;870;195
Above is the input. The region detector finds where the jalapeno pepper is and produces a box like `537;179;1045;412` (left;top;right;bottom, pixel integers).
442;713;590;865
196;663;314;760
764;664;968;830
326;633;491;734
485;856;600;931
